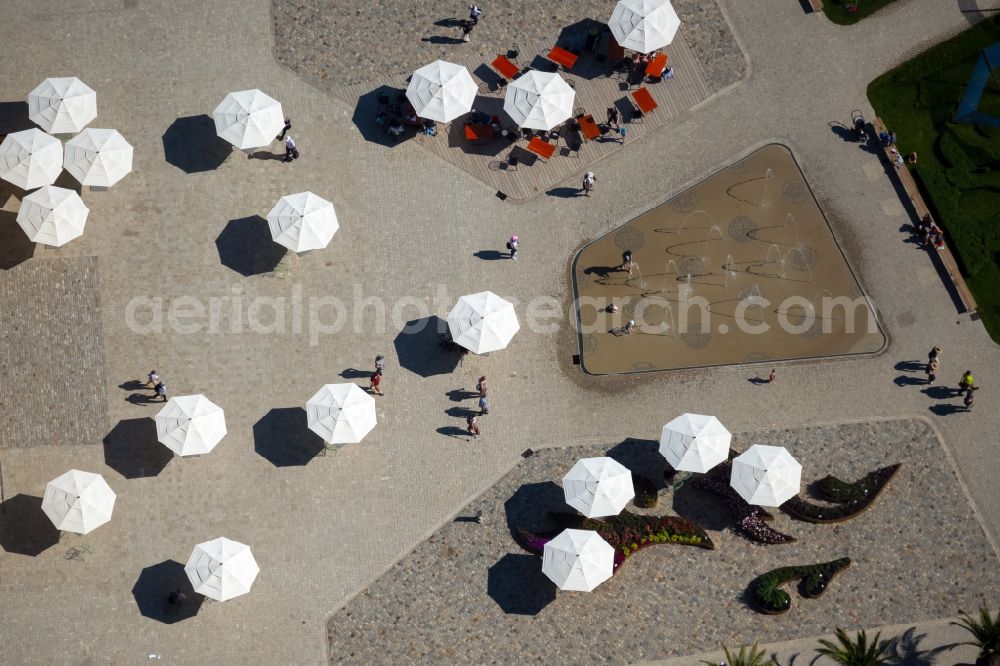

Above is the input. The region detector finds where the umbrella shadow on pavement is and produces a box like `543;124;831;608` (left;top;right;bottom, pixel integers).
504;481;564;536
0;207;35;270
0;101;31;134
352;86;411;148
605;437;667;487
487;553;556;616
0;494;61;556
132;560;204;624
253;407;326;467
393;316;462;378
103;418;173;479
162;115;231;173
216;216;288;277
554;19;613;81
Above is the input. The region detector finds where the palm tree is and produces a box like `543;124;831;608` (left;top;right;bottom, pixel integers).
951;605;1000;666
815;628;890;666
701;641;774;666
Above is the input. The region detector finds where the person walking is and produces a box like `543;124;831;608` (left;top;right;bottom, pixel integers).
367;369;383;396
925;358;939;384
144;370;160;388
479;393;490;415
375;354;385;373
466;414;480;437
928;346;941;363
154;381;168;402
768;368;777;383
507;234;519;260
468;4;482;24
959;370;974;395
476;375;488;396
460;19;474;42
963;387;976;411
620;249;633;277
582;171;596;196
606;107;620;129
276;118;292;141
283;135;299;162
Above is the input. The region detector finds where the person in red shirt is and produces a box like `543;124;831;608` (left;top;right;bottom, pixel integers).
367;370;383;396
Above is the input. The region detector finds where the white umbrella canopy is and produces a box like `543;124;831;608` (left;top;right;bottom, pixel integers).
447;291;520;354
63;128;133;187
185;537;260;602
266;191;339;253
608;0;681;53
154;394;227;456
0;129;63;189
213;89;284;150
659;413;731;473
27;77;97;134
730;444;802;507
542;529;615;592
306;383;377;445
41;469;116;534
503;71;575;130
563;457;634;518
16;185;89;246
406;60;478;123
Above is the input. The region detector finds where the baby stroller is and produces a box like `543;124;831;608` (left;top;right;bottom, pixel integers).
850;110;868;143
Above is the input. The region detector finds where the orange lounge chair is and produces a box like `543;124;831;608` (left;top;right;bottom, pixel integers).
491;55;520;81
645;53;668;79
546;46;578;71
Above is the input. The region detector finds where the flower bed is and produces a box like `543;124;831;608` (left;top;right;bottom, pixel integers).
516;510;714;571
749;558;852;614
691;463;797;545
782;464;900;523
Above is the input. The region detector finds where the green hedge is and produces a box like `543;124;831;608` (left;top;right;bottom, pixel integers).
868;17;1000;339
782;464;900;523
750;558;851;614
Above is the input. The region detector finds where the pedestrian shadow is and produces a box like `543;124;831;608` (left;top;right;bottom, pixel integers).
433;17;464;28
0;207;35;270
162;115;231;173
929;403;965;416
436;425;470;439
132;560;204;624
119;379;147;391
473;250;506;261
446;405;478;418
253;408;326;467
922;386;958;400
421;35;466;45
127;392;160;406
248;149;285;161
828;121;857;143
748;377;770;385
0;494;61;556
546;186;581;198
103;418;173;479
583;265;618;279
339;368;372;379
215;215;287;277
446;388;478;402
487;553;556;616
895;360;924;372
894;375;926;387
393;316;462;378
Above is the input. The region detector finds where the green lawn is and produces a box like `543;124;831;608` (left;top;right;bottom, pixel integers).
822;0;899;25
868;17;1000;341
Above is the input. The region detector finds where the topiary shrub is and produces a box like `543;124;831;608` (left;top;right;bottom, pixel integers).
749;558;851;614
782;464;900;523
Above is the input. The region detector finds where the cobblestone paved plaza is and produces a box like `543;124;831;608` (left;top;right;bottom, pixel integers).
0;0;997;664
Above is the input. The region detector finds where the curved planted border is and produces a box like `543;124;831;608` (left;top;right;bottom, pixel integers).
516;511;714;571
749;557;851;614
781;464;900;523
691;462;797;544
